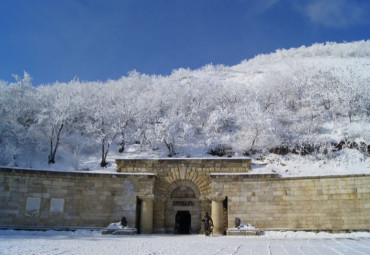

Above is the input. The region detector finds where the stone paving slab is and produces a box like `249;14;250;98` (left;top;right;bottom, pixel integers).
1;231;370;255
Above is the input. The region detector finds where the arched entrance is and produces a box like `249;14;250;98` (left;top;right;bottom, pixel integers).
165;180;202;234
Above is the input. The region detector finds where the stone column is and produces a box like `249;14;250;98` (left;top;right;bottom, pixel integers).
153;196;167;233
211;196;225;235
139;195;154;234
199;196;211;234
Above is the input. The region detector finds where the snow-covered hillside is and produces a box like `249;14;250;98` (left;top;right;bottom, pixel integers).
0;40;369;176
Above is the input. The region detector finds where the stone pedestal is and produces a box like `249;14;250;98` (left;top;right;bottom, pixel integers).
140;195;154;234
101;222;138;235
226;228;261;236
102;227;137;235
210;196;225;235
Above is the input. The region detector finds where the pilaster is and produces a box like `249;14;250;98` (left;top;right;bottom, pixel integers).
139;195;155;234
210;195;225;235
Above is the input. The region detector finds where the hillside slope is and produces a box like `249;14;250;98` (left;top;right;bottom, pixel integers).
0;40;369;176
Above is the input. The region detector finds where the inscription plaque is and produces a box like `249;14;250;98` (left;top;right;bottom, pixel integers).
173;201;193;206
25;197;41;217
50;198;64;216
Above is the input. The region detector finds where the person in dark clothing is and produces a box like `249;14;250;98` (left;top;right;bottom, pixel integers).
202;212;213;236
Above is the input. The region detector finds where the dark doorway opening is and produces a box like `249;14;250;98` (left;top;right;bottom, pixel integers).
175;211;191;234
223;197;228;235
135;197;142;234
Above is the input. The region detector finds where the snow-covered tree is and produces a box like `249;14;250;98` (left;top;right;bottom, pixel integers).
37;83;81;164
235;101;281;153
0;72;39;165
1;41;370;168
82;82;120;167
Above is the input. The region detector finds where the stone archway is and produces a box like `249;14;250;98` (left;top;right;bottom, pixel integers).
115;158;251;234
165;180;202;234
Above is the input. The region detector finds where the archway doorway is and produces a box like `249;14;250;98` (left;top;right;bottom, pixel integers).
175;211;191;234
165;180;202;234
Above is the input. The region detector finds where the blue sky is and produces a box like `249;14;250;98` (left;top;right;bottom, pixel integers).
0;0;369;85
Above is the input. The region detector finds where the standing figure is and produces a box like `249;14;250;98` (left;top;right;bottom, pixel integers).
202;212;213;236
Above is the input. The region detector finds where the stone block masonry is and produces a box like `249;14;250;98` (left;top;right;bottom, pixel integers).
0;167;155;228
116;158;251;234
211;173;370;232
116;158;251;198
1;159;369;233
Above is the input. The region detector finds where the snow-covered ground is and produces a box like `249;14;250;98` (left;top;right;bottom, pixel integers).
251;148;370;177
1;230;370;255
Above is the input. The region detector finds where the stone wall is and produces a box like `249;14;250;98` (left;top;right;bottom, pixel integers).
211;173;370;232
0;167;155;228
2;160;369;233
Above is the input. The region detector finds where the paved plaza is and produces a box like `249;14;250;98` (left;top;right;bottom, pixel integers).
1;231;370;255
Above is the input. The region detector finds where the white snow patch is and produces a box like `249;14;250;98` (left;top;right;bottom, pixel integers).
251;148;370;177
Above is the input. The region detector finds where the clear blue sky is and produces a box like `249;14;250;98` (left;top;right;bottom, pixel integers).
1;0;369;85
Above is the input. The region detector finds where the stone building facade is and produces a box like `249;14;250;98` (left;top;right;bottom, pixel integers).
116;159;251;234
1;158;370;234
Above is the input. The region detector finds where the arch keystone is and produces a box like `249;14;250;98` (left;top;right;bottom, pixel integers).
180;169;186;180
